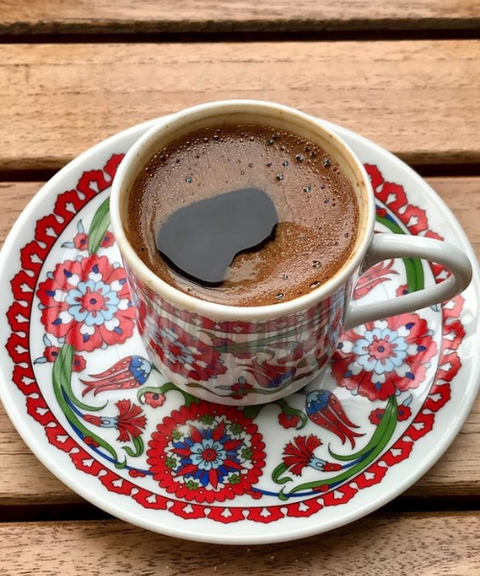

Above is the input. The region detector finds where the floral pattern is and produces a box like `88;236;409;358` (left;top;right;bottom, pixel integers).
353;259;398;300
278;412;302;429
2;146;469;533
84;399;147;443
282;435;342;476
34;337;86;372
369;408;385;426
144;392;166;408
37;255;135;352
369;401;412;426
331;313;437;401
148;318;227;382
63;220;116;251
147;402;266;503
131;255;342;399
81;355;153;396
305;389;363;447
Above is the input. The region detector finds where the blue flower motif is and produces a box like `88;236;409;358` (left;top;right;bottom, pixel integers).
64;279;120;326
171;421;244;488
155;326;196;366
353;327;408;375
190;438;227;471
129;356;152;385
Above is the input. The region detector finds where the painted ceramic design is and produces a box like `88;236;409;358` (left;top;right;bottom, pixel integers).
0;120;478;545
130;268;344;402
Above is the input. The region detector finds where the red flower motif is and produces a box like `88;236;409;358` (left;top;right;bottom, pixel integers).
147;401;265;503
354;259;398;300
84;399;147;443
81;356;153;396
44;346;60;362
114;400;147;442
231;379;253;400
278;412;301;429
245;358;297;389
305;390;363;447
397;404;412;422
283;435;321;475
73;232;88;250
37;255;135;352
101;232;115;248
149;317;227;382
369;404;412;426
369;408;385;426
38;345;85;372
282;435;342;476
331;312;437;401
72;354;86;372
144;392;166;408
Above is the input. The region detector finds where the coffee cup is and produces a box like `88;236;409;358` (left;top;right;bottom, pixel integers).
110;100;472;405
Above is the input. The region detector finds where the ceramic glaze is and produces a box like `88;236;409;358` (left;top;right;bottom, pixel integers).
0;118;478;544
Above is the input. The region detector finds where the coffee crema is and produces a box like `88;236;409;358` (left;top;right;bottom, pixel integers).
126;123;359;306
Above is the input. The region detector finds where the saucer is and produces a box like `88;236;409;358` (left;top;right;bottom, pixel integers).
0;118;478;545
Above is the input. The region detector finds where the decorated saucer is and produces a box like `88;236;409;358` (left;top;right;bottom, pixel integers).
0;118;478;545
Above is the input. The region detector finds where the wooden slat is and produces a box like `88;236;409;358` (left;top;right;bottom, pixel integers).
0;182;38;250
0;178;479;505
0;514;479;574
0;41;479;171
0;0;479;35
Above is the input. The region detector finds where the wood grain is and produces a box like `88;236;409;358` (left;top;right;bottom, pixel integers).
0;514;479;574
0;178;479;506
0;41;479;171
0;0;479;35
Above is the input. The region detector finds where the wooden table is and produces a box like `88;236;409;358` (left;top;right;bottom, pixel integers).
1;1;479;573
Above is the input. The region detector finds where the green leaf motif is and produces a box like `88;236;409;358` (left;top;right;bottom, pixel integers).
165;456;178;469
52;344;122;465
122;435;144;458
229;423;243;435
88;197;111;254
272;462;292;485
228;474;241;485
375;214;425;293
286;396;398;497
241;447;253;460
201;414;214;425
275;398;308;430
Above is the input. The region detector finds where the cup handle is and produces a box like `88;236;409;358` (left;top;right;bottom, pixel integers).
344;234;473;330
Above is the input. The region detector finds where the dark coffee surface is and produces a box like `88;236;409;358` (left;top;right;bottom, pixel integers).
126;123;359;306
157;187;278;286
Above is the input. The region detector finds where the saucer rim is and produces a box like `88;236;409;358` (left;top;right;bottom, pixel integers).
0;117;478;545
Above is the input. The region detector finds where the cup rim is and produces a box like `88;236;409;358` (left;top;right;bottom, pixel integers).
110;100;376;321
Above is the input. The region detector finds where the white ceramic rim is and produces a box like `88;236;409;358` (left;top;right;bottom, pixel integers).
0;117;478;545
110;100;376;321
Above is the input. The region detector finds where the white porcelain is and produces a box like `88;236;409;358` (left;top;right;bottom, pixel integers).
0;117;478;545
110;101;472;404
